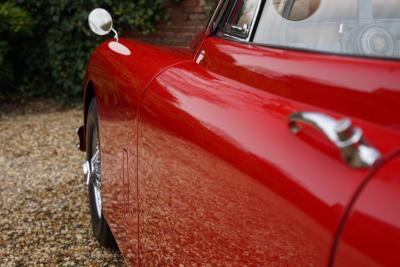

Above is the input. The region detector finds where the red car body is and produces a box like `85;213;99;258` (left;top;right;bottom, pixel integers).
80;2;400;266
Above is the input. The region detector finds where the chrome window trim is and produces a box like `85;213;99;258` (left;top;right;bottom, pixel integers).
206;0;229;35
222;0;264;42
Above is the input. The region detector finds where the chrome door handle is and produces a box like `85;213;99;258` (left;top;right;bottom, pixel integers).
289;112;381;168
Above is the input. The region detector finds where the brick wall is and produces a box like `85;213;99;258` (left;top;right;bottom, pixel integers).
128;0;215;47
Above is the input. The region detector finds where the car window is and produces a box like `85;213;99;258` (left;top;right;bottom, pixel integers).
223;0;261;39
254;0;400;59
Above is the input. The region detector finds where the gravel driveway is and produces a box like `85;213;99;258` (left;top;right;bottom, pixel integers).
0;100;124;266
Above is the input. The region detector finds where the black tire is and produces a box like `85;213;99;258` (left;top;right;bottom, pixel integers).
86;98;118;250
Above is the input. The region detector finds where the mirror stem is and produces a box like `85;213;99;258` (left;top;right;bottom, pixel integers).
111;28;119;42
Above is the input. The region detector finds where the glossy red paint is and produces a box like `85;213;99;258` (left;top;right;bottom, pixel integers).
334;154;400;267
82;33;400;267
83;39;193;265
136;37;400;265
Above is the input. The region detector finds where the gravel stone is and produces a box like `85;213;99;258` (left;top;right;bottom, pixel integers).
0;100;125;266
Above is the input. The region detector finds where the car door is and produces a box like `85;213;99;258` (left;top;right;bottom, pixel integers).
334;154;400;267
138;0;400;265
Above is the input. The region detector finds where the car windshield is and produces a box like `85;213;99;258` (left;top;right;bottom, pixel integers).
254;0;400;59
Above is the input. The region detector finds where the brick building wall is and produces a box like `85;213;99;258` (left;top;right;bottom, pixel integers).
128;0;216;47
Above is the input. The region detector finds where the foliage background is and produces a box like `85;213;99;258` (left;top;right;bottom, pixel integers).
205;0;217;17
0;0;182;102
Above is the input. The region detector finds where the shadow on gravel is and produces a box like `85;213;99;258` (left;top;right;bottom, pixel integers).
0;99;82;117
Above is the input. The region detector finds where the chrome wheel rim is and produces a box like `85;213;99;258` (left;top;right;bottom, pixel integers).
90;134;102;219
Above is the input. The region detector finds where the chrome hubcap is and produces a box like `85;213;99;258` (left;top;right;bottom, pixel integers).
90;139;102;219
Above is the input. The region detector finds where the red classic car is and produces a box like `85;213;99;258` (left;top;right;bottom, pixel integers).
77;0;400;266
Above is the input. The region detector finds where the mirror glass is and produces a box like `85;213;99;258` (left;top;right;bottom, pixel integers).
88;8;113;36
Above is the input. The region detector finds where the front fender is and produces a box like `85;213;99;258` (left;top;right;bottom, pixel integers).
80;38;194;151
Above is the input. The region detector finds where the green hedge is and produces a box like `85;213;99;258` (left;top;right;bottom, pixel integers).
0;2;32;94
0;0;181;102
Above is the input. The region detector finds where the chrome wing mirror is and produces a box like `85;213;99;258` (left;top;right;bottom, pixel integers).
88;8;131;55
88;8;119;41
